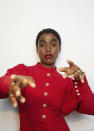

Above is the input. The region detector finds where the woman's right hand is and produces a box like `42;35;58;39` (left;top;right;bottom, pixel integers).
9;74;36;108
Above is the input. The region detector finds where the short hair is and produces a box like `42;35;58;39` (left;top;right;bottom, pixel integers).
36;28;61;47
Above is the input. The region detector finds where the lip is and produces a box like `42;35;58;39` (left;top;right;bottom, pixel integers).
44;54;53;59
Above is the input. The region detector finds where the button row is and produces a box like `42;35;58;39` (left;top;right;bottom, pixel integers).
42;104;47;119
42;73;51;119
74;82;80;96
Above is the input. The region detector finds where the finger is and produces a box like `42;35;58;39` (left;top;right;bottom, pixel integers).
10;74;23;82
10;74;17;79
14;87;21;97
11;83;21;96
17;95;26;103
58;63;78;74
67;66;77;75
72;70;85;83
67;59;82;72
59;66;77;75
12;85;26;103
25;76;36;88
22;78;36;88
80;72;85;83
58;59;75;72
62;73;69;78
12;86;26;103
28;80;36;88
68;74;74;80
58;67;68;73
11;75;36;88
69;70;81;81
66;65;80;75
9;93;18;107
67;59;75;67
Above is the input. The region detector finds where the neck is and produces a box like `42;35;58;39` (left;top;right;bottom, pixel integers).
40;62;55;68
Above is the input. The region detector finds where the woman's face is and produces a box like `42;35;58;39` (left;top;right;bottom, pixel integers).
37;33;61;68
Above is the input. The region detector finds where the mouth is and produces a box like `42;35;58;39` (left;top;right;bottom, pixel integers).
44;54;53;59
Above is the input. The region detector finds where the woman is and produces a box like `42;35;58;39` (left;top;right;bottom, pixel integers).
0;28;94;131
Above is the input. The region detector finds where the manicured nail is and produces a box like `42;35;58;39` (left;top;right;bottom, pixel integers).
81;80;84;83
30;83;36;88
69;75;74;79
21;98;26;103
32;83;36;88
58;67;63;71
11;74;16;79
67;59;70;62
63;74;67;78
13;103;17;108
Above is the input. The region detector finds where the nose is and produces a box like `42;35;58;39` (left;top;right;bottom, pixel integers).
45;45;51;52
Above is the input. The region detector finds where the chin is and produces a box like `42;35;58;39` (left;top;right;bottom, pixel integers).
44;60;55;65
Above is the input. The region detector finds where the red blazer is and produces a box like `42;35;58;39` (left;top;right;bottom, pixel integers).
0;63;94;131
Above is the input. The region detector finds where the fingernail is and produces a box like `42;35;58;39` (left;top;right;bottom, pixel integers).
11;74;16;79
13;103;17;107
81;80;84;83
69;75;74;79
58;68;61;71
31;83;36;88
58;67;63;71
21;98;26;103
67;59;70;62
63;74;67;78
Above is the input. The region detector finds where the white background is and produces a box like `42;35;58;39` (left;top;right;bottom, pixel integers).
0;0;94;130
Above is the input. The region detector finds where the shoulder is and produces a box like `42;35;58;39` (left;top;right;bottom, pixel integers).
7;64;27;71
6;64;35;75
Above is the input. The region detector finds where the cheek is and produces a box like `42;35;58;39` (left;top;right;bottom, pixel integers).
53;48;60;56
37;49;45;58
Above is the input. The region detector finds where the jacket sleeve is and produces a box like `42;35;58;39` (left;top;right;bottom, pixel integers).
76;76;94;115
61;76;94;116
0;64;28;99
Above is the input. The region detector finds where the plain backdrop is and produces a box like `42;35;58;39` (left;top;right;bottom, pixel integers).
0;0;94;131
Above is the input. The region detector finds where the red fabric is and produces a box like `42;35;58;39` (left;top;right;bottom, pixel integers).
0;63;94;131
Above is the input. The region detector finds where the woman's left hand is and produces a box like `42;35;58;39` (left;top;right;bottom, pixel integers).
58;59;85;83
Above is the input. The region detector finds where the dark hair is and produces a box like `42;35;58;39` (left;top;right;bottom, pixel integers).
36;28;61;47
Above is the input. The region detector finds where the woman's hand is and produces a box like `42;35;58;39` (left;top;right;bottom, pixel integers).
58;59;85;83
9;74;36;108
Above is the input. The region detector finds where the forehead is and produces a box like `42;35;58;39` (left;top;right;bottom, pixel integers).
39;33;57;41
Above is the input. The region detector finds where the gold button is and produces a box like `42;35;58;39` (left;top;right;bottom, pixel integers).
46;73;51;77
45;82;50;87
44;92;48;96
42;114;46;119
74;85;78;88
77;93;80;96
76;90;79;92
43;104;47;108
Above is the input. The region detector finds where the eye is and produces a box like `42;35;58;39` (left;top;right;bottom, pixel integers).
51;43;57;47
40;43;46;47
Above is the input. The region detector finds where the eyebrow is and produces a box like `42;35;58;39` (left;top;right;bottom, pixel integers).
39;40;45;43
39;39;58;43
51;39;57;42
